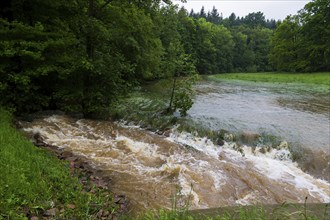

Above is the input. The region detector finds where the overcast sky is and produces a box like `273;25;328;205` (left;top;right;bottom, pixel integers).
173;0;311;20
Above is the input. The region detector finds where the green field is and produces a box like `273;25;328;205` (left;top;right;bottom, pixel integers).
209;72;330;85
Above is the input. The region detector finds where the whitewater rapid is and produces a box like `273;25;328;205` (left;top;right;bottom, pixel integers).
21;115;330;213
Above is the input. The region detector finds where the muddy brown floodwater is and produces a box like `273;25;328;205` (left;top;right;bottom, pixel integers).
21;113;329;215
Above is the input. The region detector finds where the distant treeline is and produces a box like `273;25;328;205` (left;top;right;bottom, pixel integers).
189;6;277;29
0;0;329;116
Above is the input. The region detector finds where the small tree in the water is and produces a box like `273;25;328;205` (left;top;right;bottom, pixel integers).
167;53;198;116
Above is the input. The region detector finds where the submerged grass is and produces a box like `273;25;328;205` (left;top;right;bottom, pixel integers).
0;108;119;219
209;72;330;85
111;79;177;131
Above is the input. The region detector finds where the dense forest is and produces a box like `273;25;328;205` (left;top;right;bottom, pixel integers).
0;0;329;117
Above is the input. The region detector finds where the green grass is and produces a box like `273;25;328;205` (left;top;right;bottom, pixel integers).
0;108;119;219
188;202;330;220
209;72;330;85
126;202;330;220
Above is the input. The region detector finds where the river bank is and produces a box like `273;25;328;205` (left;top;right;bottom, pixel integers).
0;108;127;219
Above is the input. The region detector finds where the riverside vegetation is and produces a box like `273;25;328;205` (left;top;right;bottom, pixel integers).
1;0;330;219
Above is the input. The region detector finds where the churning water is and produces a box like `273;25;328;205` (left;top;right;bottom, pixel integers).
21;113;330;214
190;80;330;180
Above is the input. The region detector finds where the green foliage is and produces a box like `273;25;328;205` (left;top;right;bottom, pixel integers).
172;75;198;116
194;18;234;74
165;51;197;117
269;0;330;72
0;19;77;113
231;31;255;72
159;5;189;78
231;25;273;72
185;9;274;74
244;12;267;27
299;0;330;71
247;27;273;72
269;15;303;72
0;0;156;117
107;5;163;80
153;5;198;116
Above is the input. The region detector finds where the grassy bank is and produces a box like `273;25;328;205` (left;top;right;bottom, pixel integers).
0;108;120;219
209;72;330;85
134;201;330;220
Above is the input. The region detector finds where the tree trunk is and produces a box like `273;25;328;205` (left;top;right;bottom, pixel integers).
168;76;177;113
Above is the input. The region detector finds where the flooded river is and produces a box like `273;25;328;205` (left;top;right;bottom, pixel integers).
190;80;330;181
190;80;330;151
20;79;330;214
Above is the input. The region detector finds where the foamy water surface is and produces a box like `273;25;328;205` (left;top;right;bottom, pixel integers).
21;115;330;213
